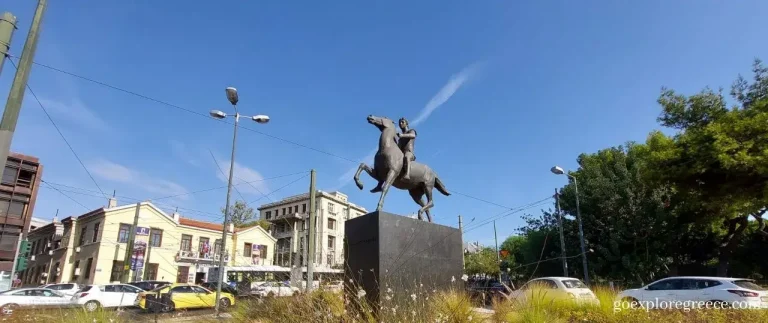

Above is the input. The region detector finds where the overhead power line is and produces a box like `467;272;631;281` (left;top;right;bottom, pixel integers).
7;54;359;164
7;59;108;200
10;56;529;213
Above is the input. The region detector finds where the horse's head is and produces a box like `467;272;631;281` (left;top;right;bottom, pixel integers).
367;115;396;132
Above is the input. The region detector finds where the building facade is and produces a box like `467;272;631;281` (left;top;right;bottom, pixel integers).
258;191;367;269
21;200;275;286
0;153;42;272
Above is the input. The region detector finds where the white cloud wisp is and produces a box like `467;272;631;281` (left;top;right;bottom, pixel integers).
89;159;190;200
334;61;484;188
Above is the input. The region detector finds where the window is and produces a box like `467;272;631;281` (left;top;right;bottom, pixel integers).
0;225;21;250
647;279;682;291
244;243;252;257
214;239;222;255
1;166;16;184
7;201;25;218
259;245;268;258
328;236;335;250
71;260;80;280
110;260;124;282
282;207;286;215
16;169;34;188
302;204;307;213
176;266;189;283
265;211;271;220
198;237;209;257
144;263;158;280
150;229;163;247
84;258;93;279
78;226;87;246
328;218;336;230
92;222;100;243
181;234;192;251
118;224;131;243
294;205;298;213
328;203;335;213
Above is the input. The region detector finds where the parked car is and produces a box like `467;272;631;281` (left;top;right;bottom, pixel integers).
618;276;768;309
39;283;81;297
252;282;301;297
0;288;74;314
199;282;240;298
128;280;171;291
508;277;598;304
135;283;235;312
72;284;145;312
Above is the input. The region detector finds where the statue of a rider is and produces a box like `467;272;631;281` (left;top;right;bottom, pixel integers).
396;117;417;180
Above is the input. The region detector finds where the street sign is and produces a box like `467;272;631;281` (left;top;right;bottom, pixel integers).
135;227;150;236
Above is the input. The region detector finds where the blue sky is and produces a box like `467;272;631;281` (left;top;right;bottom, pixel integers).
1;0;766;247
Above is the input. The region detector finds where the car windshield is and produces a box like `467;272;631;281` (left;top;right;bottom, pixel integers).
561;279;587;289
733;280;767;291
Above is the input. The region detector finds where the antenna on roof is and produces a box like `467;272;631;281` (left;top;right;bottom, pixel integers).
112;190;116;198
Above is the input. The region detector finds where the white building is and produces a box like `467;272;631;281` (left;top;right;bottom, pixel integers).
258;191;367;269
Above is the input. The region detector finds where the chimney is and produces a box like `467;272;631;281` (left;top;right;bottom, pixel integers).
172;207;180;223
53;209;59;223
107;190;117;208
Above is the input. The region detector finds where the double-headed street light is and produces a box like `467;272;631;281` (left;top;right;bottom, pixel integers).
551;165;590;286
212;87;269;315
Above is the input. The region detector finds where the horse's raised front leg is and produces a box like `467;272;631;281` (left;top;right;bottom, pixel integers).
354;163;375;190
376;170;397;212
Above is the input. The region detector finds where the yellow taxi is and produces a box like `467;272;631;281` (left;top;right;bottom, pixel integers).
136;283;235;312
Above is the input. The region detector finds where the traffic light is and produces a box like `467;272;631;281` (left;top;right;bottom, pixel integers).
15;240;30;272
19;240;30;256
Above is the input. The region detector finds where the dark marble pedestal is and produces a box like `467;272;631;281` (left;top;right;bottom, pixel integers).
344;211;463;313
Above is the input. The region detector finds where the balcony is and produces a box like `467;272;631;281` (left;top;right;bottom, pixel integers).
267;212;305;223
176;249;230;263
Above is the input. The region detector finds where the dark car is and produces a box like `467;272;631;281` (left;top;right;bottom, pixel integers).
128;281;172;291
199;282;240;297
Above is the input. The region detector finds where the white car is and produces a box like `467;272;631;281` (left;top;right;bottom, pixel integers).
72;284;145;312
617;276;768;309
40;283;82;297
252;282;301;297
508;277;599;304
0;288;74;314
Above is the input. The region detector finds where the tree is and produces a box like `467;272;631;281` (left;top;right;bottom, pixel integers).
465;247;501;277
221;200;256;227
239;219;272;231
646;59;768;276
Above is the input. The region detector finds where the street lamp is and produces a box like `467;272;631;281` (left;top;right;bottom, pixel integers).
212;87;270;315
551;165;590;285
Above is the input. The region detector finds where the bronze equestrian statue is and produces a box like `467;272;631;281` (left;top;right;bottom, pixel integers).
353;115;450;222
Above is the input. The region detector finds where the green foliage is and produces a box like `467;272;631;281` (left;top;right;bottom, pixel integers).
238;218;272;230
221;200;256;227
465;247;501;276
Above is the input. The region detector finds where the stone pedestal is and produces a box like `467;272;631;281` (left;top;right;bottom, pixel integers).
344;211;463;313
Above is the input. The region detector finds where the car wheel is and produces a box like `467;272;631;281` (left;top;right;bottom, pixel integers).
84;300;101;312
293;291;299;296
267;291;275;298
219;298;231;309
1;303;19;315
161;301;175;313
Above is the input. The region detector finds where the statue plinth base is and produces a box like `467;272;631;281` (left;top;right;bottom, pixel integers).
343;211;463;314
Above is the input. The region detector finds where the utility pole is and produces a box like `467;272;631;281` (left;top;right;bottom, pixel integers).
493;220;501;282
306;169;317;293
0;12;18;75
121;202;141;283
458;215;464;271
0;0;47;167
554;189;568;276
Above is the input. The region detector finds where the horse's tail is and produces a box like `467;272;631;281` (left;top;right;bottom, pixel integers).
434;176;450;196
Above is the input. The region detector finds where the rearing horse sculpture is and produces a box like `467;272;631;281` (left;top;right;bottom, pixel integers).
353;115;450;222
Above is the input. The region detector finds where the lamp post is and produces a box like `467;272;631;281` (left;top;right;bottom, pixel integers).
550;166;590;285
211;87;269;315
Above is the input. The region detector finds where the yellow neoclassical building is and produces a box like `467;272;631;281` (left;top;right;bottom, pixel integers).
21;199;275;286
